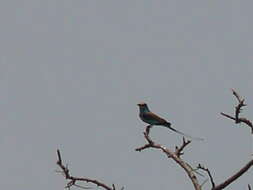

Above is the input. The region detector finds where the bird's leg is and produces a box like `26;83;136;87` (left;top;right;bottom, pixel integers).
146;125;153;135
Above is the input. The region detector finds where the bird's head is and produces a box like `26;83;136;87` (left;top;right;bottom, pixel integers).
137;102;150;112
137;102;147;107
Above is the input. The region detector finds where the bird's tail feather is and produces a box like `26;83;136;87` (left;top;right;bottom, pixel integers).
164;123;204;141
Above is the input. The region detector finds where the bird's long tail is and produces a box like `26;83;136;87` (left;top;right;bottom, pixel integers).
164;122;204;141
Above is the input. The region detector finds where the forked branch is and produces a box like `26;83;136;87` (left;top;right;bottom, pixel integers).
135;126;201;190
214;89;253;190
56;149;121;190
175;137;191;157
221;89;253;133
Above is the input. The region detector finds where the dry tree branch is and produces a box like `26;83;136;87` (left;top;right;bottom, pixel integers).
213;89;253;190
197;164;215;188
220;89;253;134
212;159;253;190
248;184;252;190
175;137;191;157
56;149;121;190
135;126;202;190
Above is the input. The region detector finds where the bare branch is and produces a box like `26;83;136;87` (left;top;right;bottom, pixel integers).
221;89;253;133
135;126;201;190
56;149;117;190
231;88;246;123
212;159;253;190
216;90;253;189
197;164;215;188
175;137;191;157
248;184;252;190
220;112;236;121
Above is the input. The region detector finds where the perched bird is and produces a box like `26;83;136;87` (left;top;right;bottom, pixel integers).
137;102;203;141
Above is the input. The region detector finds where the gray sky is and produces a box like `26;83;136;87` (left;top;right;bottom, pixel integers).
0;1;253;189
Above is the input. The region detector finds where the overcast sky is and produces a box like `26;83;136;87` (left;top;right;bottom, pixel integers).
0;1;253;190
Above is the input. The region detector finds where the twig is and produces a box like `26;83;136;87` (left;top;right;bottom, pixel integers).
221;89;253;133
135;126;201;190
197;164;215;188
175;137;191;157
248;184;251;190
221;112;253;133
56;149;117;190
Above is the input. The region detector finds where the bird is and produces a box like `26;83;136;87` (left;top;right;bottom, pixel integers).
137;102;203;141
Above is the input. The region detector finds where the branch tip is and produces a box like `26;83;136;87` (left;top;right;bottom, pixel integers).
56;150;116;190
197;164;215;188
57;149;62;164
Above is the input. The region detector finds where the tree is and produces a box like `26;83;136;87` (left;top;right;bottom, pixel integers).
56;89;253;190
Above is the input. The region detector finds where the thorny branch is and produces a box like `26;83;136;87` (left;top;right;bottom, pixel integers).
56;149;122;190
221;89;253;134
135;125;202;190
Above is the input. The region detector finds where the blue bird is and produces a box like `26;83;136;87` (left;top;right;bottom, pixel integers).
137;102;203;141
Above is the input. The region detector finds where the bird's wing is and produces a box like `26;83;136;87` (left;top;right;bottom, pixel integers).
142;112;167;124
